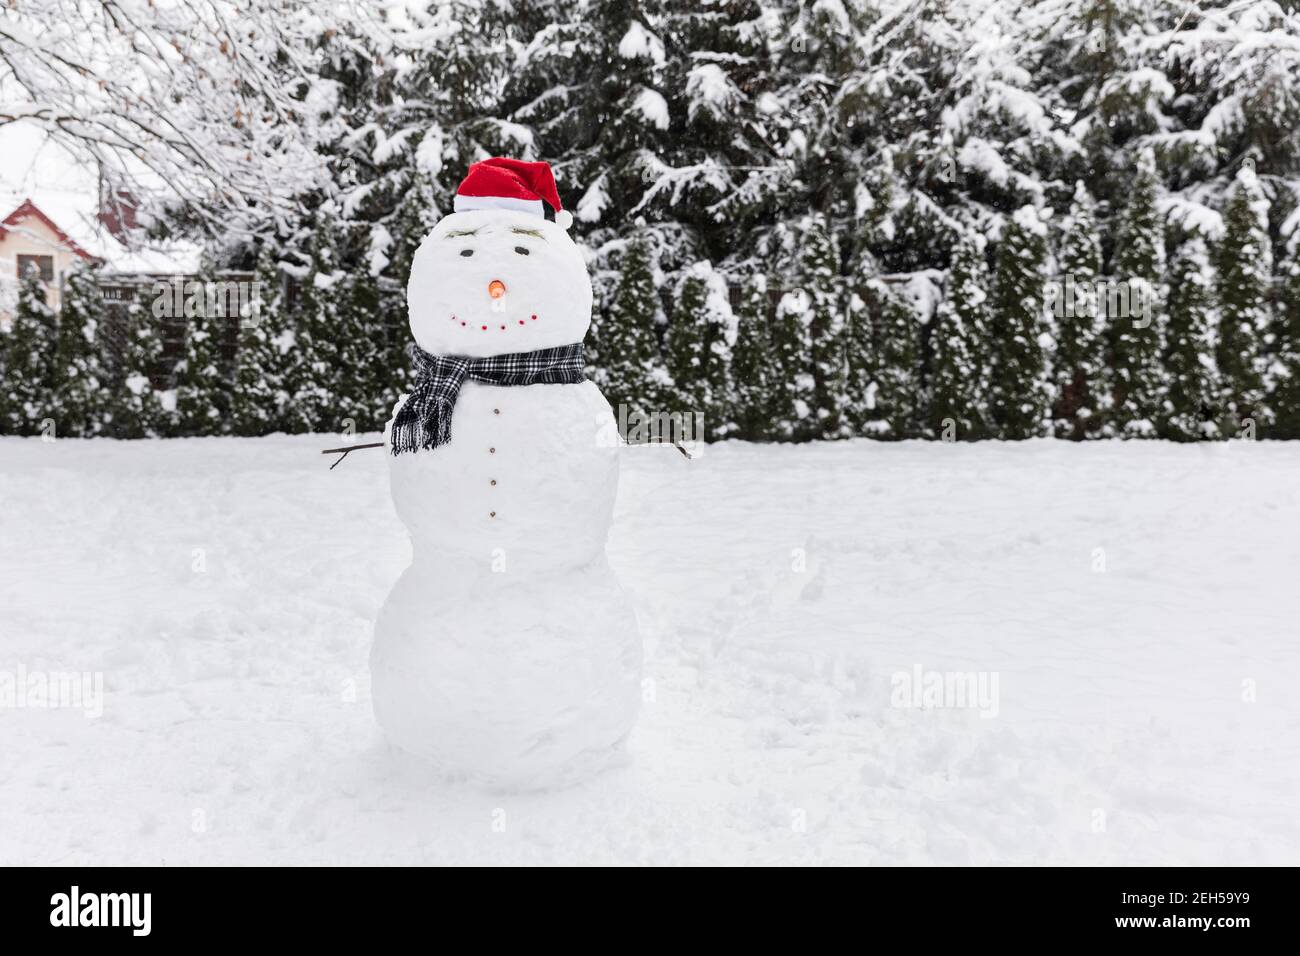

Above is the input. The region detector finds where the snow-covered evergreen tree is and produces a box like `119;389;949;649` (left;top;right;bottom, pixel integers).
0;269;18;321
664;267;707;419
842;290;874;437
1269;234;1300;440
292;216;372;435
1106;150;1166;437
728;275;774;441
1148;2;1300;191
232;254;298;436
51;262;110;437
0;307;8;432
1214;164;1272;436
330;266;387;433
988;206;1052;439
1031;0;1171;208
1160;237;1217;441
843;165;892;439
944;1;1065;217
867;284;923;440
665;260;734;442
106;299;167;439
1;267;59;435
928;231;992;441
795;217;848;439
174;271;235;437
769;285;816;442
287;229;335;433
601;235;667;432
1051;183;1106;439
6;0;1297;444
509;0;673;232
659;0;785;244
374;280;414;430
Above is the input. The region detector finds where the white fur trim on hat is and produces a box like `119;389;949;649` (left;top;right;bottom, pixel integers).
453;194;545;217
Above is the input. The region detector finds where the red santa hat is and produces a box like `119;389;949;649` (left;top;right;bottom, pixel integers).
454;157;571;227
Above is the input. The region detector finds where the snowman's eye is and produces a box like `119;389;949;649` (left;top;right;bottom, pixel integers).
460;249;474;257
514;246;530;256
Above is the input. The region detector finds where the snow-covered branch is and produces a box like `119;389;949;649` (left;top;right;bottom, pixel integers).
0;0;338;238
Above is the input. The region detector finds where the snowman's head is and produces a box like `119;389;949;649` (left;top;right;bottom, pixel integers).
407;209;591;357
406;158;591;358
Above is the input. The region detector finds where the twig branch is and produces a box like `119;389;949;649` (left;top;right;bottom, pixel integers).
321;442;384;469
321;439;694;468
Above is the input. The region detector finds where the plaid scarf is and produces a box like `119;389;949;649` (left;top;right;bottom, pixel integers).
390;342;587;455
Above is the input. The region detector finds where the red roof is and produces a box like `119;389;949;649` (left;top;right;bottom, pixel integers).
0;198;99;261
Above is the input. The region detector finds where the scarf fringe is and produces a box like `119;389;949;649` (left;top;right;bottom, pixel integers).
390;399;454;455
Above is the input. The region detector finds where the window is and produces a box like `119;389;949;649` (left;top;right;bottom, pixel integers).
16;255;54;283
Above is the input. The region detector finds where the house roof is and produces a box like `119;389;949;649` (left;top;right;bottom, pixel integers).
0;197;99;261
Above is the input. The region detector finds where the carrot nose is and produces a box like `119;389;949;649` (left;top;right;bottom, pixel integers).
488;279;506;299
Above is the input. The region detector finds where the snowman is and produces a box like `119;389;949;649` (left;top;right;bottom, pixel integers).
371;158;642;788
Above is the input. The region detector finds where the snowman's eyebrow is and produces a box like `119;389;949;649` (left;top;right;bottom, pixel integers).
445;228;479;238
510;227;545;239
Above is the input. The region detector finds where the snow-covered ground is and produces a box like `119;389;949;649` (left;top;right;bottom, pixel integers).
1;435;1298;865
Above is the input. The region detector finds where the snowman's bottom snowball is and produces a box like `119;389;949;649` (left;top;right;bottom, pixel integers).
371;558;641;789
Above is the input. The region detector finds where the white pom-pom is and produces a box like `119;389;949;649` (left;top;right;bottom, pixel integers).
556;210;573;230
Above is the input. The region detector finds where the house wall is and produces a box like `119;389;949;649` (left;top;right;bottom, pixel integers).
0;212;83;320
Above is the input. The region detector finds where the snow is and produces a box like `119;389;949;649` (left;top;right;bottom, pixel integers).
2;436;1298;865
812;0;852;34
302;78;341;119
1104;68;1175;110
630;88;670;132
367;224;393;278
899;271;943;324
1012;203;1048;237
1235;161;1260;193
854;182;876;220
1200;95;1245;147
1158;196;1226;240
370;126;418;165
685;64;736;119
957;138;1011;187
1282;204;1300;243
99;243;202;276
485;119;536;152
576;173;610;224
617;20;665;66
684;259;736;346
782;128;808;159
415;125;445;177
